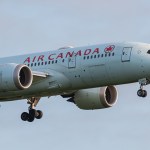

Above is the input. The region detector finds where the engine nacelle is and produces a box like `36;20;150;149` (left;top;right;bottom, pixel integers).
74;86;118;110
0;63;33;91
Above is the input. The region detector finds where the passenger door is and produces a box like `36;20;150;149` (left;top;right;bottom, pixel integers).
121;47;132;62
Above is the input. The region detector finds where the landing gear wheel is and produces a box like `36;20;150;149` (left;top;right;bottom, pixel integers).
27;115;35;122
35;110;43;119
137;89;147;97
21;112;29;121
143;90;147;97
21;97;43;122
137;89;143;97
137;78;149;98
27;109;37;122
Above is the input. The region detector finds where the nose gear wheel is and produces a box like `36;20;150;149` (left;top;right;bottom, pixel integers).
137;89;147;97
137;78;149;98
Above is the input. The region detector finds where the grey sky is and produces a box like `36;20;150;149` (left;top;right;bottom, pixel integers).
0;0;150;150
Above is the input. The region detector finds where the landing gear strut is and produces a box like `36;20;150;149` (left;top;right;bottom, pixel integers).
137;78;149;98
21;97;43;122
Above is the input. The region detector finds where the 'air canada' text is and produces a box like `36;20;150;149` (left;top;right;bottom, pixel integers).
24;48;101;63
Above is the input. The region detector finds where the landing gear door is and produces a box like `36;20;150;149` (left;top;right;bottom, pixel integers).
121;47;132;62
68;54;76;68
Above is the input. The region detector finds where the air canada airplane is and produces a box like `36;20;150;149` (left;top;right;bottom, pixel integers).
0;42;150;122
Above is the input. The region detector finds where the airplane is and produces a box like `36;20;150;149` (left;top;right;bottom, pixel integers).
0;42;149;122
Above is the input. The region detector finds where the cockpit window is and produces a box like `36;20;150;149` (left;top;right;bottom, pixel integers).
147;50;150;54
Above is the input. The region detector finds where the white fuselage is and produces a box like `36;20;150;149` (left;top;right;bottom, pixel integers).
0;42;150;101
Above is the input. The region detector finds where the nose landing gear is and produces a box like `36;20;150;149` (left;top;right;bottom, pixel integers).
137;78;150;98
21;97;43;122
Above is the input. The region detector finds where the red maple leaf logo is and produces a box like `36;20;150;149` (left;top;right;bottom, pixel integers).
104;45;115;53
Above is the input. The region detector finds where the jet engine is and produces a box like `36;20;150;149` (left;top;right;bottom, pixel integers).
0;63;33;91
68;86;118;110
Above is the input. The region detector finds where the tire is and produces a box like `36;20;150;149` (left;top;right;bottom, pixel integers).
137;89;143;97
27;115;35;122
28;109;37;122
137;89;147;98
143;90;147;97
29;109;37;117
35;110;43;119
21;112;29;121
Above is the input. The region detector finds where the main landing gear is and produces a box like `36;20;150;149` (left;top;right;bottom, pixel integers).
137;78;149;98
21;97;43;122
